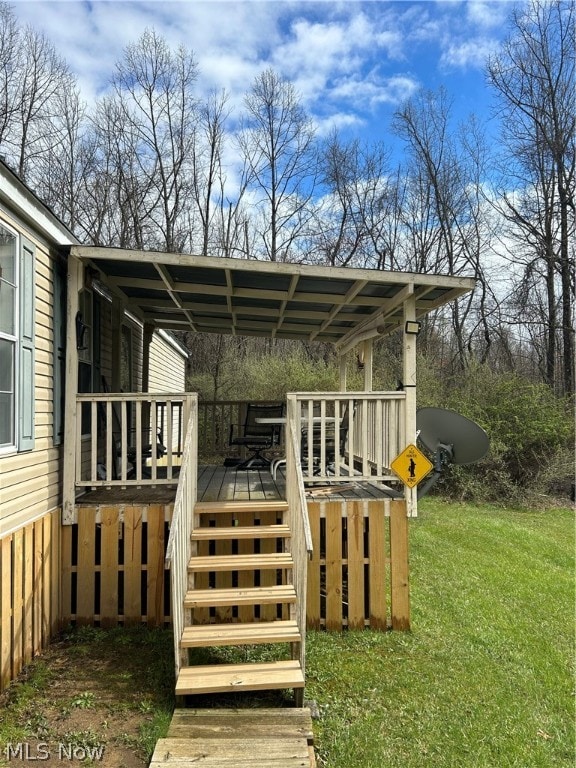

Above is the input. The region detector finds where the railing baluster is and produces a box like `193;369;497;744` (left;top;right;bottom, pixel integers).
166;400;173;479
90;401;98;482
135;400;142;482
105;403;113;483
75;393;189;488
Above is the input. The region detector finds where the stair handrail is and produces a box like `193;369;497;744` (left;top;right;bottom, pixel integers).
165;393;198;678
285;396;313;675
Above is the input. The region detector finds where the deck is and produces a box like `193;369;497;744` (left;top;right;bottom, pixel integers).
76;465;400;506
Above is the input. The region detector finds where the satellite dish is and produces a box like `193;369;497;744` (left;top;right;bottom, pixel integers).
417;407;489;465
415;407;489;498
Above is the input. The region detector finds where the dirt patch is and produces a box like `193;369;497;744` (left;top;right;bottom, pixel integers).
0;626;175;768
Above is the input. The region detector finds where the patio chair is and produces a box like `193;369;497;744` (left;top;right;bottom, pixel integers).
229;402;285;470
301;404;354;477
99;380;167;479
271;403;354;480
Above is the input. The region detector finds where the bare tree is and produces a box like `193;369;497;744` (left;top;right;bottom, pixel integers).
237;68;317;261
0;3;76;182
0;2;19;149
107;29;200;252
192;89;230;256
393;88;497;370
487;0;575;395
312;132;401;269
32;85;89;234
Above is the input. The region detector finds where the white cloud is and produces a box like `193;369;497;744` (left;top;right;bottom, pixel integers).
466;1;509;30
7;1;512;147
330;72;419;109
313;111;365;138
440;36;499;69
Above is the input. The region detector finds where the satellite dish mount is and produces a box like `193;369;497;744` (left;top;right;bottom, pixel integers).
416;408;489;499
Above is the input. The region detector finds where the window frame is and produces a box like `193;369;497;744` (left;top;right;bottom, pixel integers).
0;221;35;454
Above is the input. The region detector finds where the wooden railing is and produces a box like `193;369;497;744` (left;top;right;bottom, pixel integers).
285;397;313;676
290;392;406;484
165;395;198;678
197;400;281;459
75;393;195;487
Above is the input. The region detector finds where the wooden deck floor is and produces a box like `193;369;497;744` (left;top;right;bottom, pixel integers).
76;464;399;506
198;464;285;502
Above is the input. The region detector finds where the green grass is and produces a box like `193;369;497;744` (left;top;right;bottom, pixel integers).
1;502;572;767
306;501;575;768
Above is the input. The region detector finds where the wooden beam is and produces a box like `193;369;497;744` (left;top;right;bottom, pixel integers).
339;355;347;392
335;284;415;353
363;339;373;392
70;245;476;292
403;294;418;517
62;256;82;525
309;279;368;341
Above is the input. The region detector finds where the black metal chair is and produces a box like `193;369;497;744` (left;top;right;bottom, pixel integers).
301;404;353;476
229;402;285;469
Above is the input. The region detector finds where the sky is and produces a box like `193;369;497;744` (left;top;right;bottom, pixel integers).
8;0;519;149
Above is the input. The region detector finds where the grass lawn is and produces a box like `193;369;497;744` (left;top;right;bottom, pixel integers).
307;500;575;767
0;501;573;767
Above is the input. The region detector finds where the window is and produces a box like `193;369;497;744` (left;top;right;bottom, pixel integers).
0;223;35;452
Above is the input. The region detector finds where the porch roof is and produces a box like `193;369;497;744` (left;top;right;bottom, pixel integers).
70;246;475;352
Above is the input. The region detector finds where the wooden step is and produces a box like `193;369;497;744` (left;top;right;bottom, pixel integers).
175;659;304;696
184;584;297;608
151;737;310;767
195;500;289;515
188;552;293;572
180;620;301;648
191;524;291;541
166;707;314;741
152;708;316;768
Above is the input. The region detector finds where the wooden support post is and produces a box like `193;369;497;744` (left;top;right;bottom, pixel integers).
403;293;418;517
339;355;347;392
362;339;373;392
110;298;123;393
62;257;82;525
142;323;154;393
141;323;154;442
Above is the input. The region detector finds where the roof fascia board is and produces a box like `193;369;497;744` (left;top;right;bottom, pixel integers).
70;245;477;292
335;283;415;352
0;161;78;246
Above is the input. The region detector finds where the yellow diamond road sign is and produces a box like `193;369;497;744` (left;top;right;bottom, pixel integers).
391;444;434;488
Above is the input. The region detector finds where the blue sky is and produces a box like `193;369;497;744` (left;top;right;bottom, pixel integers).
9;0;518;149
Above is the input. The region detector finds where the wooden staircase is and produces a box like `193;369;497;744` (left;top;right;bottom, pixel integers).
150;707;316;768
174;500;306;704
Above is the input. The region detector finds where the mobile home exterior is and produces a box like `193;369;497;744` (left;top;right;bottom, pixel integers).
0;160;187;689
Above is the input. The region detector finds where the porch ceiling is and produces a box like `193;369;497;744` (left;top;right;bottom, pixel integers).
70;246;475;349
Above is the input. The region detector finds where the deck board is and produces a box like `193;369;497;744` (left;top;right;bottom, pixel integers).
76;464;398;506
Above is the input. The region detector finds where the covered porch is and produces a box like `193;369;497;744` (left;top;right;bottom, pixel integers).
60;246;474;700
63;246;474;519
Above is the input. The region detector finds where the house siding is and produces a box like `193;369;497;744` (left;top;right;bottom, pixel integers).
149;331;187;392
0;192;67;692
0;207;64;537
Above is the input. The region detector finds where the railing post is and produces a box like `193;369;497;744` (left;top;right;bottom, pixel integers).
403;294;418;517
62;256;82;525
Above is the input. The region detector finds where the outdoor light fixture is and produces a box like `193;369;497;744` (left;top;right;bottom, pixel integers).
405;320;421;335
76;311;88;350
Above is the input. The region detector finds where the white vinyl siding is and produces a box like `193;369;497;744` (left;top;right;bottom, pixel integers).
149;331;187;393
0;211;61;535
